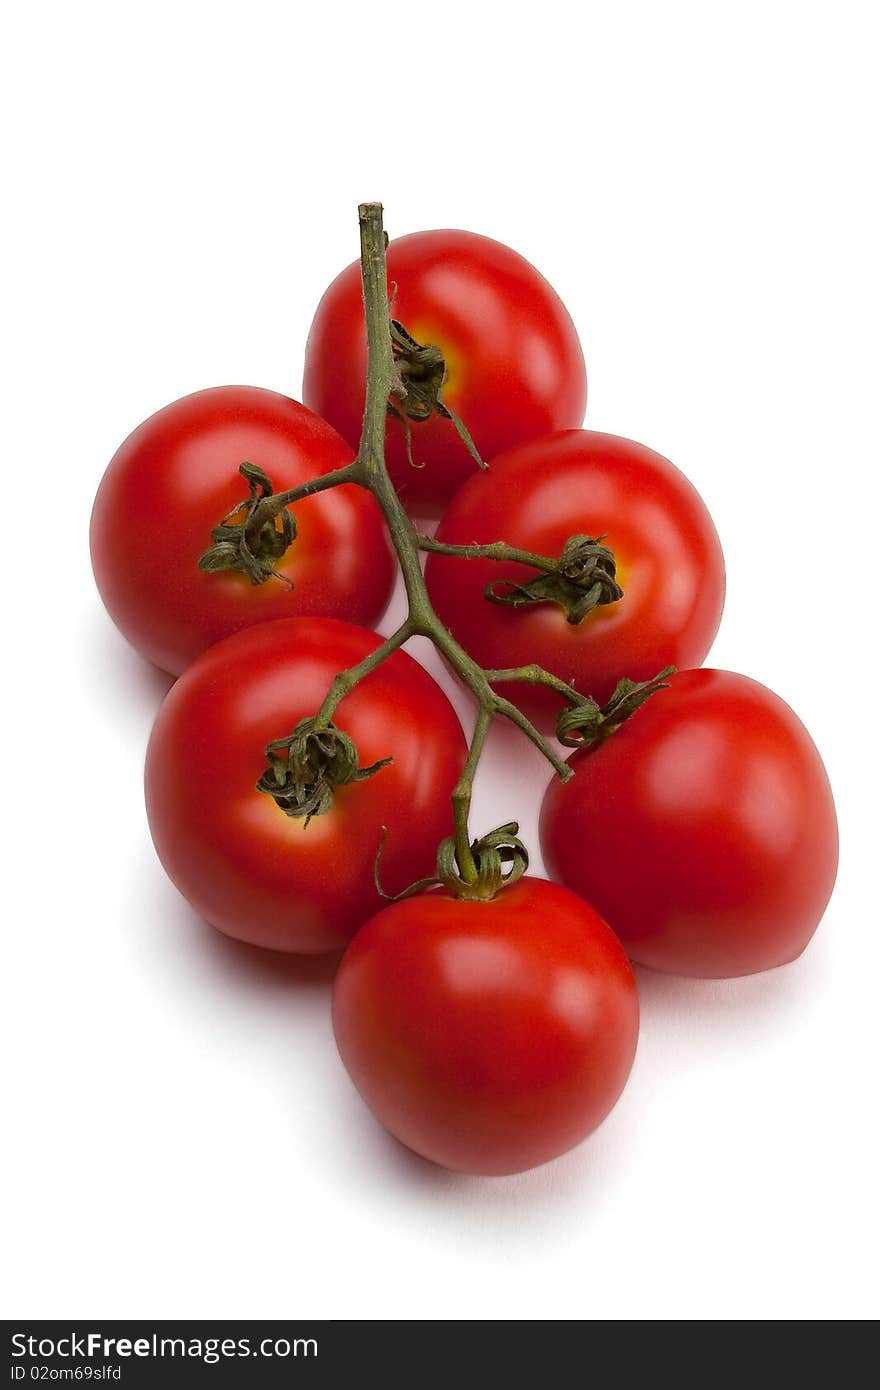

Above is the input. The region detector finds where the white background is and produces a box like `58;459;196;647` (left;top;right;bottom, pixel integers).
2;2;877;1321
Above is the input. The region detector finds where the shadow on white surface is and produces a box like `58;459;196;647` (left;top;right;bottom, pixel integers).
635;932;828;1036
195;919;342;992
80;607;174;717
133;848;341;997
321;1071;646;1216
323;1090;641;1198
100;591;836;1246
133;849;641;1215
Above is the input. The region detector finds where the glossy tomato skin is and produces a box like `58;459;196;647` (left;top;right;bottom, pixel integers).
90;386;394;675
333;878;639;1174
425;430;725;726
145;619;466;954
541;669;838;979
303;230;587;516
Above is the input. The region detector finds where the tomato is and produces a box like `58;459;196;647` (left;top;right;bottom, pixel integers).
302;229;587;516
90;386;394;675
145;618;466;954
541;669;838;978
332;878;639;1174
425;430;725;726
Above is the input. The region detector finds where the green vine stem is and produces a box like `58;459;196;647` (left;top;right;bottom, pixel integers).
419;531;622;625
450;706;492;885
339;203;574;875
416;535;564;574
198;461;363;584
483;664;586;704
312;622;413;728
244;462;362;544
244;202;589;884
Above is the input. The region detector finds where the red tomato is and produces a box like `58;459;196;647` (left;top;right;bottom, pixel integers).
541;669;838;978
425;430;725;726
145;618;466;954
303;230;587;516
90;386;394;675
333;878;639;1174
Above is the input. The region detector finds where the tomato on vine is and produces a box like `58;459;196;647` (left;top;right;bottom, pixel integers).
91;385;394;675
424;429;725;726
303;229;587;516
113;200;836;1180
145;618;466;954
333;875;639;1175
540;668;838;978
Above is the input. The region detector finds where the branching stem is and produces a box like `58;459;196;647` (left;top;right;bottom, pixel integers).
245;203;577;876
312;622;414;730
450;706;491;885
243;461;363;546
485;664;585;704
416;534;561;574
343;203;574;869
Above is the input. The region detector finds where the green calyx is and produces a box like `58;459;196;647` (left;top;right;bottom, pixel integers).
375;821;529;904
556;667;676;748
387;319;485;471
198;462;296;586
486;534;623;624
257;718;392;825
438;821;530;900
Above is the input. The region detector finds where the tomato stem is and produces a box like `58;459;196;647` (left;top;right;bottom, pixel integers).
484;664;587;704
350;202;573;877
244;461;362;542
450;706;491;885
416;534;562;574
311;622;414;730
197;460;363;585
257;718;392;824
387;319;486;470
235;202;578;889
556;667;676;748
423;533;622;624
375;819;530;903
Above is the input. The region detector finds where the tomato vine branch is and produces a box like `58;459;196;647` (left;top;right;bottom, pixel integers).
245;461;362;541
416;534;563;573
345;199;574;875
198;460;362;585
229;202;595;884
312;622;414;730
484;664;586;703
450;706;492;885
417;530;623;628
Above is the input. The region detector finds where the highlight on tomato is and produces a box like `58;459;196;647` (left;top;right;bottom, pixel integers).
424;429;725;728
333;876;639;1175
303;229;587;516
540;668;838;978
90;385;395;675
145;618;466;954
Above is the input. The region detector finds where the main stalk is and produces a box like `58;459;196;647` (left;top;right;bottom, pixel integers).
352;203;570;881
240;202;592;894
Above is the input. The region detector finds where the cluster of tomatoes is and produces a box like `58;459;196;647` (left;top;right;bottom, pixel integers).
90;220;838;1176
